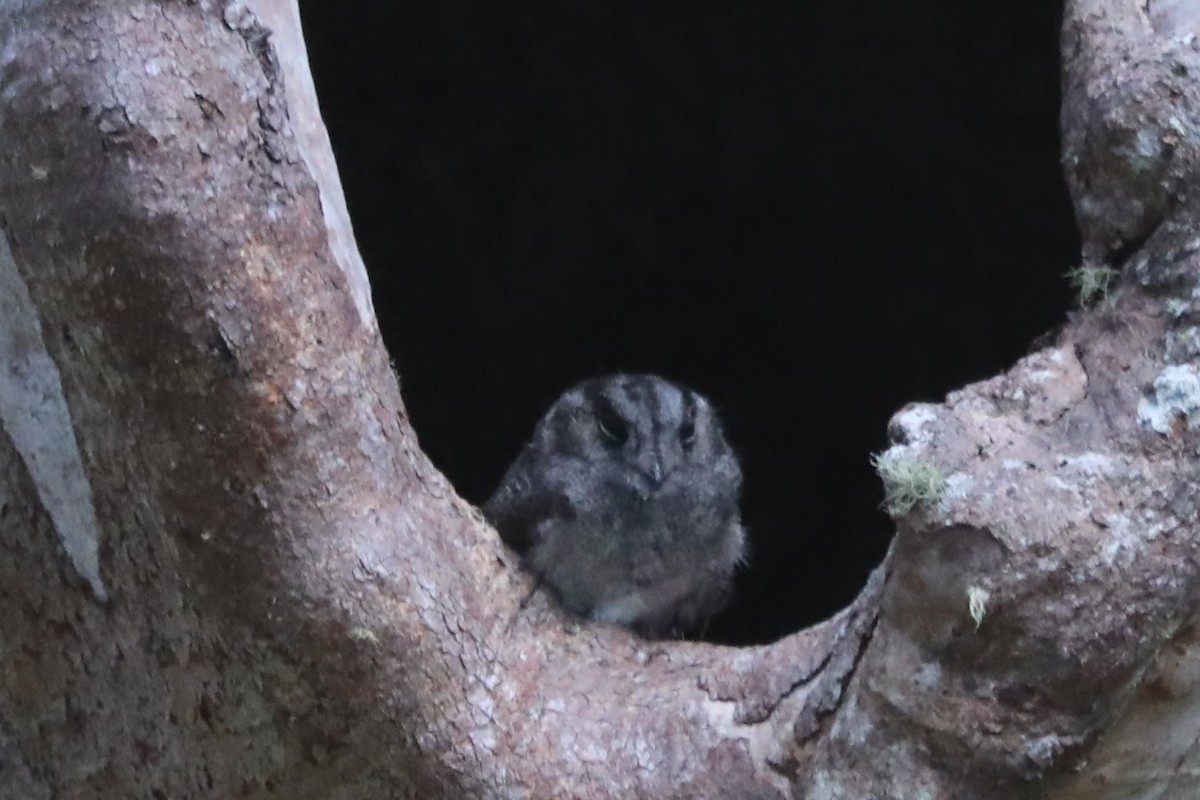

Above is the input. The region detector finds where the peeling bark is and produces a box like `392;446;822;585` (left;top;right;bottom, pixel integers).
1;0;1198;798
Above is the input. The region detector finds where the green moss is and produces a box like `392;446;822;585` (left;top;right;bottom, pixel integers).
1065;263;1119;308
871;451;947;515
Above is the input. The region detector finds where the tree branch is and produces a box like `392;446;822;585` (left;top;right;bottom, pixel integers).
1;0;1198;797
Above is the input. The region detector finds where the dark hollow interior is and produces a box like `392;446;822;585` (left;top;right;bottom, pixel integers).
301;0;1077;645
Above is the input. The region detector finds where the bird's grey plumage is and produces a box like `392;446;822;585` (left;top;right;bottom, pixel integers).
484;374;746;637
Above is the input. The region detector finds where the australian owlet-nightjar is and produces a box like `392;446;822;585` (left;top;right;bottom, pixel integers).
484;374;746;637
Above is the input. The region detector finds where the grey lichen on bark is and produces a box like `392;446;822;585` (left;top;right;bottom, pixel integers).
1;0;1199;798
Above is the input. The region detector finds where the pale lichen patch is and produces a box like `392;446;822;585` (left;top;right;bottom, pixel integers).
942;472;975;502
1165;326;1200;361
888;404;939;446
1137;364;1200;434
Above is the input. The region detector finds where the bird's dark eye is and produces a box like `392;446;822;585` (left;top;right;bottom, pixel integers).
679;420;697;448
595;410;629;447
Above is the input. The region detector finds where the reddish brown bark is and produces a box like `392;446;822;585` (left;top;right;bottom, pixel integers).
1;1;1198;798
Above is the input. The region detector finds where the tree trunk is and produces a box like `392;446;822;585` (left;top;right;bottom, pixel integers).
0;0;1197;797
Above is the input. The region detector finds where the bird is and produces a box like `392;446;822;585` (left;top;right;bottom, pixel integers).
484;373;746;637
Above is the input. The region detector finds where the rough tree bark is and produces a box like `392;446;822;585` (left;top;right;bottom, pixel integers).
0;0;1198;798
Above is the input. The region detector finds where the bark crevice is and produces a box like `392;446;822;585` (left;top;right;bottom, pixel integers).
1;0;1199;797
